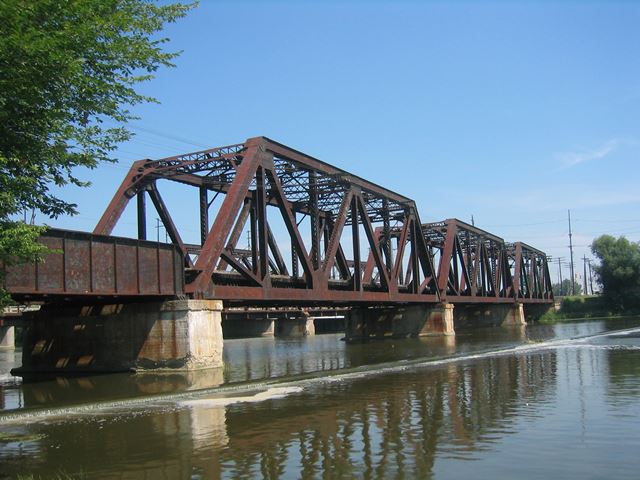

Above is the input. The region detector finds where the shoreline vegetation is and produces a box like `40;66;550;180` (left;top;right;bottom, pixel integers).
539;295;640;324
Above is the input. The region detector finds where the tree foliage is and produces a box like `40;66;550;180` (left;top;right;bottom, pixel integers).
551;278;582;297
591;235;640;310
0;0;192;305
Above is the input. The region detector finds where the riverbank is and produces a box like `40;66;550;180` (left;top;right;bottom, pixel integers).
539;295;640;323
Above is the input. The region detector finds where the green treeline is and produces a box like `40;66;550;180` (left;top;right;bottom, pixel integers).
542;234;640;322
591;235;640;310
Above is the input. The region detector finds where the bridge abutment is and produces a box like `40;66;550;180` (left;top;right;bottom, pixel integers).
0;325;15;349
344;303;455;341
12;299;223;377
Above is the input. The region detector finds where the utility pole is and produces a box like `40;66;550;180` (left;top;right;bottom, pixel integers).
587;259;594;295
583;254;588;296
471;215;475;226
156;218;161;243
568;210;575;295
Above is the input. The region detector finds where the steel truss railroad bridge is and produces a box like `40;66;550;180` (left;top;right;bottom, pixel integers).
5;136;553;308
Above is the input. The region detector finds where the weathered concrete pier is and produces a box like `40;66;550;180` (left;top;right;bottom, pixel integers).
12;300;223;376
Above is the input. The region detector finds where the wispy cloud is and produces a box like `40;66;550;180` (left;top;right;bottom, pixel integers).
555;139;622;169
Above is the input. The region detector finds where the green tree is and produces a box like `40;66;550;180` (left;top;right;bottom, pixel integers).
591;235;640;310
551;278;582;297
0;0;193;305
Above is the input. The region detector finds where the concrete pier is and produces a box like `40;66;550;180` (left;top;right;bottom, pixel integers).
223;311;317;338
222;316;275;338
454;303;526;328
275;312;316;337
0;325;15;349
344;303;455;341
12;299;223;376
501;303;526;326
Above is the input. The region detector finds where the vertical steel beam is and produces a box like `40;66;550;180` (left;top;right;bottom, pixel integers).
382;199;392;272
199;186;209;246
409;217;420;294
309;170;320;270
256;166;269;280
250;192;258;274
437;221;457;296
137;190;146;240
513;243;523;298
544;257;554;299
351;195;361;292
291;211;299;278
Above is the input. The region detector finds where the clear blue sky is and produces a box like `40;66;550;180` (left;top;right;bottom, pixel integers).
46;0;640;289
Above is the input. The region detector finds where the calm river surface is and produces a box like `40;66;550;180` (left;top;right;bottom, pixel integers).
2;318;640;479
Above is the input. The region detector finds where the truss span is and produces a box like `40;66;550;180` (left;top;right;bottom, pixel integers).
82;137;551;307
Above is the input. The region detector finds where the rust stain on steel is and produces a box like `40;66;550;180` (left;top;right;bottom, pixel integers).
2;229;184;300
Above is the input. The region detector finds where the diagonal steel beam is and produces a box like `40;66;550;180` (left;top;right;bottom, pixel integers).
356;195;390;291
147;181;191;267
187;141;262;295
322;189;354;280
94;159;149;235
220;250;262;286
264;166;314;286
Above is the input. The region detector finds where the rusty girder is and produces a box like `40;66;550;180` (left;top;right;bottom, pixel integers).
95;137;440;306
507;242;554;301
422;219;516;303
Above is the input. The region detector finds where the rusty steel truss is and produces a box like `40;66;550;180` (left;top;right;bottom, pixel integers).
89;136;552;307
423;219;552;303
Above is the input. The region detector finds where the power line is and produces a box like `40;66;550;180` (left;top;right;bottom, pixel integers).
128;123;211;149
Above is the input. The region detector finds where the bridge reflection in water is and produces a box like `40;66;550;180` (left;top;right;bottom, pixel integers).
4;347;557;479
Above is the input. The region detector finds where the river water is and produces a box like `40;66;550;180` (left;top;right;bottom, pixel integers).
2;318;640;479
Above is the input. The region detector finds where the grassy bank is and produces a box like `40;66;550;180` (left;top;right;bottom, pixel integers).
539;295;640;324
